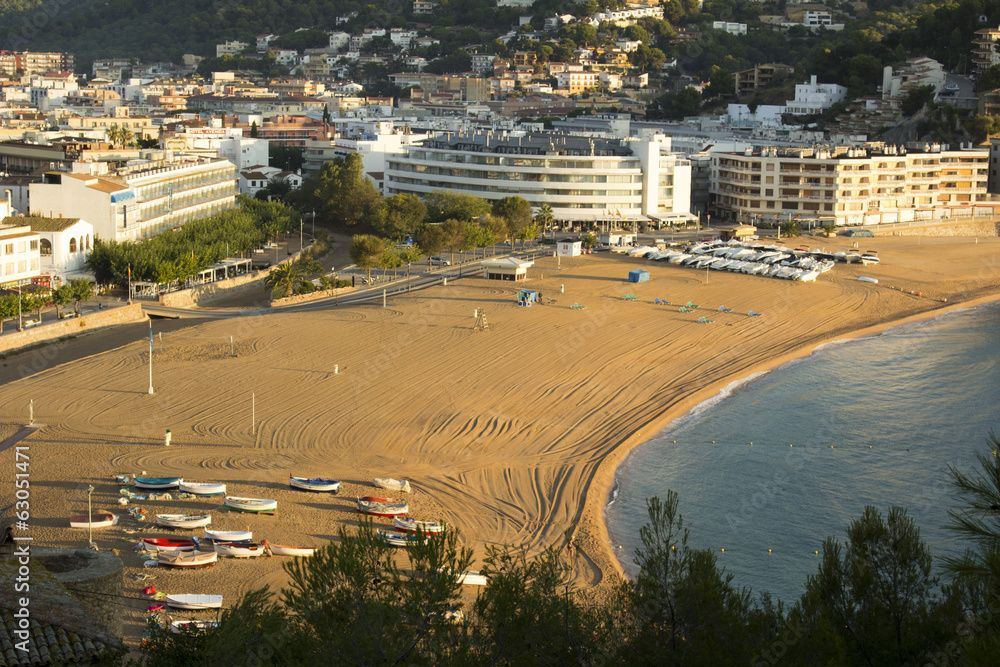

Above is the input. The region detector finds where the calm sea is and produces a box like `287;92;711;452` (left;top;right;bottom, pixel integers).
605;302;1000;605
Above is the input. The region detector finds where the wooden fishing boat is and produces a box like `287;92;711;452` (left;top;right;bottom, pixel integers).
178;481;227;496
158;550;218;569
143;538;196;552
393;517;444;535
156;514;212;529
356;498;408;517
69;512;118;529
456;570;488;586
203;529;252;543
170;620;219;634
289;476;341;493
213;541;267;558
164;594;223;610
377;531;428;547
134;476;183;489
266;544;316;557
224;496;277;513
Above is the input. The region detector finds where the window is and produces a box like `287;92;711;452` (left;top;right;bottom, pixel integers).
4;243;11;255
39;239;51;256
69;237;77;253
30;240;38;250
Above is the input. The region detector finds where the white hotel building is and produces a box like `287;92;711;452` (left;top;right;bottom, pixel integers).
29;157;239;242
712;143;990;227
384;131;693;224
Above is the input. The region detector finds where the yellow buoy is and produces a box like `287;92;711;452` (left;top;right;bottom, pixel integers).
721;548;724;552
869;446;872;449
830;445;834;448
673;440;676;443
814;551;819;555
768;549;772;553
712;440;715;443
790;444;793;447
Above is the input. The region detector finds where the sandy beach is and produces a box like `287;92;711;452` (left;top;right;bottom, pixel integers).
3;233;1000;648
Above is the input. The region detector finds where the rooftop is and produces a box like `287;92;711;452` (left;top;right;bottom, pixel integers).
2;215;81;231
420;131;635;157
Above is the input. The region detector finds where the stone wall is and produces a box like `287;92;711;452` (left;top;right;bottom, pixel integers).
0;304;145;356
33;548;124;640
269;285;355;307
874;220;1000;237
158;270;269;308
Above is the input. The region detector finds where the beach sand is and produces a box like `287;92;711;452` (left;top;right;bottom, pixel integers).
2;234;1000;648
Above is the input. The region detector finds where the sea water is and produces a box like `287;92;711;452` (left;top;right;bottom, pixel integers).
605;302;1000;605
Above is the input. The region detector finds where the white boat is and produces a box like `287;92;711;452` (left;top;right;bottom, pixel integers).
142;538;197;552
394;517;444;535
170;620;219;634
289;476;341;493
156;514;212;529
267;544;316;557
377;531;428;547
164;594;223;610
796;270;820;283
134;476;183;489
858;276;879;284
69;512;118;529
178;481;227;496
214;541;267;558
204;529;252;543
224;496;277;513
373;478;411;493
456;570;488;586
157;550;218;569
859;251;880;265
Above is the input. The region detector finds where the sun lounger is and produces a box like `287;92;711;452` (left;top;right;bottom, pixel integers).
748;310;762;317
571;303;586;310
698;316;714;324
679;306;694;313
686;301;699;309
719;306;733;313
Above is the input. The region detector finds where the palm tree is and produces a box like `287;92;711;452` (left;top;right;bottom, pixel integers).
534;204;554;239
264;262;312;299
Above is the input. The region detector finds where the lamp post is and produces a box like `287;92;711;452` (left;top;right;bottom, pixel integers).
147;320;154;395
87;485;95;549
17;283;22;331
300;217;303;254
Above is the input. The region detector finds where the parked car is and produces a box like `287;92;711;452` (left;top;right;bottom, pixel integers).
945;83;960;91
429;256;451;266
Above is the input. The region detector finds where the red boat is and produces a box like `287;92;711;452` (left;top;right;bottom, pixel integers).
356;497;409;517
142;538;197;552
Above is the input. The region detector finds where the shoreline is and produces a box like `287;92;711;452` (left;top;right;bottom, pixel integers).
584;289;1000;585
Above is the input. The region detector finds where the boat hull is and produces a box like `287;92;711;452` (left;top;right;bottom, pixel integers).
171;620;218;634
357;501;408;517
268;544;316;557
165;594;223;610
224;497;277;513
158;550;218;569
156;514;212;529
69;513;118;529
289;477;340;493
393;517;443;534
134;477;182;489
204;529;252;542
214;541;266;558
178;482;226;496
143;539;196;552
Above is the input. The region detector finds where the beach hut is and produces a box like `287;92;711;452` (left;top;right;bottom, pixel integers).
557;240;582;257
627;269;649;283
482;257;534;281
719;225;757;242
600;231;636;248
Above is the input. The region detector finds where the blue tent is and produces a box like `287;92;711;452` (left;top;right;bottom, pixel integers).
628;270;650;283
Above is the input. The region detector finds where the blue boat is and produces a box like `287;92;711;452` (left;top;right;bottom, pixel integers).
134;476;182;489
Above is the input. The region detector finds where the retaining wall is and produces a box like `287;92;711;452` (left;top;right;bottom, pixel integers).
269;285;355;307
0;304;145;356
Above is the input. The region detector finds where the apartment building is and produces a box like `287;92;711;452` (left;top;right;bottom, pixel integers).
0;221;41;287
784;75;847;115
972;25;1000;73
0;51;74;77
384;131;693;224
712;143;990;227
29;156;238;242
556;71;599;94
216;41;250;57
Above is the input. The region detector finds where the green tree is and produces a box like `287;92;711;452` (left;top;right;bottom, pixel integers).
791;506;963;665
264;262;313;299
943;434;1000;661
349;234;388;279
534;204;555;240
979;65;1000;93
0;293;16;333
581;232;598;249
52;283;73;319
68;278;94;314
425;190;492;223
413;223;447;257
250;121;259;138
441;218;467;265
901;85;936;116
311;154;382;227
492;196;532;243
371;193;427;240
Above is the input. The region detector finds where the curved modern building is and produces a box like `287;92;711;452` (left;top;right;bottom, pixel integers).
384;131;693;225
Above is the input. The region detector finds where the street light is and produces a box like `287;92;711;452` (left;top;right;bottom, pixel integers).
17;283;22;331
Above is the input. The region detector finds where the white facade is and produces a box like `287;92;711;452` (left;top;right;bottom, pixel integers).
385;131;693;224
0;222;41;287
328;31;350;52
785;75;848;115
19;216;94;280
557;240;582;257
29;157;239;242
712;21;747;35
216;41;250;57
390;29;419;50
